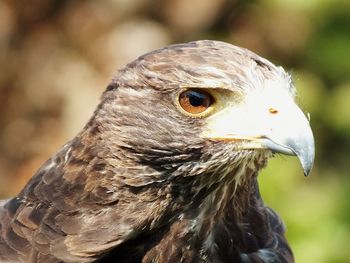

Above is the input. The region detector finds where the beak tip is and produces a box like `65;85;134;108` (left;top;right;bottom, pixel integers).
303;167;311;177
302;158;314;177
297;141;315;177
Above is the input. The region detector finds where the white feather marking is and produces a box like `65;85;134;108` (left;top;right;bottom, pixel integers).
64;147;72;163
42;159;56;171
256;249;280;262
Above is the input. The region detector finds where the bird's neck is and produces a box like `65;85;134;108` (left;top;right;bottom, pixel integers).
170;151;267;219
179;163;259;232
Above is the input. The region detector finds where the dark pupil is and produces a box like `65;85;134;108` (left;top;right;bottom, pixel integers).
188;91;205;107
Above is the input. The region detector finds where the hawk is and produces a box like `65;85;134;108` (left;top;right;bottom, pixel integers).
0;40;314;263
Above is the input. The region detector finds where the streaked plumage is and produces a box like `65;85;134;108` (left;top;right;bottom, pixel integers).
0;40;314;263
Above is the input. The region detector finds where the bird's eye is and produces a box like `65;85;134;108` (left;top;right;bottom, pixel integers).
179;89;213;115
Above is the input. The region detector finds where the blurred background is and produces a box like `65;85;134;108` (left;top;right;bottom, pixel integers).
0;0;349;262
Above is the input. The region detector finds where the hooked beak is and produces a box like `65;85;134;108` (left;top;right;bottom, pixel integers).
257;124;314;176
203;88;315;176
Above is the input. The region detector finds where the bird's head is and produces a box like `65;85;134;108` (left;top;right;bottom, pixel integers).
93;40;314;192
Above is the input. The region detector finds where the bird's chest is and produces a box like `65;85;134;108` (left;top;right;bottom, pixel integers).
141;191;250;263
140;216;245;263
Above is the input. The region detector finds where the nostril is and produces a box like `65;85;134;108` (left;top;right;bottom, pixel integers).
269;107;279;114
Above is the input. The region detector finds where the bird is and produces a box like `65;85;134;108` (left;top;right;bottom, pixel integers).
0;40;314;263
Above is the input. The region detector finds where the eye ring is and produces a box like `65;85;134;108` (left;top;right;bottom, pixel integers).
178;89;214;116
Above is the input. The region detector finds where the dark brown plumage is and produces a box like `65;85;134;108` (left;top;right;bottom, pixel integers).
0;40;314;263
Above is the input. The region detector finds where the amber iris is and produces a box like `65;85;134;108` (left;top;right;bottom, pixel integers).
179;89;213;114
